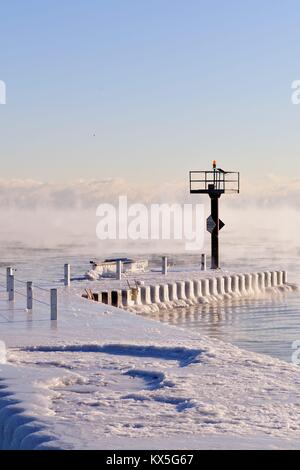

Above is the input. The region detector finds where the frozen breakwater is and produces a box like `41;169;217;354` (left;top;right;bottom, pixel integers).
92;270;299;314
0;264;300;449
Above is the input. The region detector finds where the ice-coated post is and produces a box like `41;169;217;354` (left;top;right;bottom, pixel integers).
116;260;122;280
27;281;33;310
64;263;70;287
50;288;58;320
201;254;206;271
6;267;13;292
162;256;168;275
8;274;14;301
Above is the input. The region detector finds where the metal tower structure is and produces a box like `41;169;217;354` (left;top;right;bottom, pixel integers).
189;160;240;269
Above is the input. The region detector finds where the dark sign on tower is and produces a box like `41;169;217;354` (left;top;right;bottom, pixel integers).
189;161;240;269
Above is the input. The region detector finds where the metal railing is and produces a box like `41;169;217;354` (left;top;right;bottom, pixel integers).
189;170;240;194
0;266;68;321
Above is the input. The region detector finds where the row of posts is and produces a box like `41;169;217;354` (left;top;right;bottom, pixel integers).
63;257;208;283
4;256;208;317
115;255;207;279
6;266;61;321
66;257;207;282
161;254;206;275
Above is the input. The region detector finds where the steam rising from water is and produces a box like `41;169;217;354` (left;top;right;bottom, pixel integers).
0;177;299;265
0;174;300;207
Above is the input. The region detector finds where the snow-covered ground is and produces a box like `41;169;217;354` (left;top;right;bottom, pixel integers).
1;278;300;450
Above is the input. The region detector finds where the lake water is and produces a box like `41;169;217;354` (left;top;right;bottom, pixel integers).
138;293;300;363
139;244;300;364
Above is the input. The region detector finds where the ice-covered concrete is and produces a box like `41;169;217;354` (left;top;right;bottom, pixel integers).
0;273;300;449
89;270;298;313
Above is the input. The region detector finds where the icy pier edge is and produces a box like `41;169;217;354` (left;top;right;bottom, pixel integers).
96;270;299;313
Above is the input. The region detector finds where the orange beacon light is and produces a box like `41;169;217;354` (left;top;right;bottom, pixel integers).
212;160;217;169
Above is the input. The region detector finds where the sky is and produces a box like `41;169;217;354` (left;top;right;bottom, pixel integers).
1;0;300;184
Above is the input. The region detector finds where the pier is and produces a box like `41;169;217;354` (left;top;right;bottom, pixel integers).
1;263;298;319
82;269;298;314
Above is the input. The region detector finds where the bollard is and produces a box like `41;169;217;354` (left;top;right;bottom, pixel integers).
271;271;277;287
224;276;233;296
27;281;33;310
8;274;14;301
133;287;142;305
8;274;15;301
238;274;247;296
244;273;254;294
231;275;241;297
185;280;196;302
50;288;58;320
201;254;206;271
200;279;211;299
257;272;265;291
176;281;187;300
193;280;202;298
264;271;272;289
111;290;122;307
64;264;71;287
140;286;152;305
276;271;283;286
121;289;134;307
116;260;122;281
162;256;168;275
150;285;160;304
209;277;219;298
251;273;260;293
216;277;226;296
168;283;178;302
6;267;13;292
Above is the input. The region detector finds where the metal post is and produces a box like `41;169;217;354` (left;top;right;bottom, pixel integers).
201;254;206;271
210;195;220;269
50;288;58;320
162;256;168;275
27;281;33;310
64;263;70;287
8;274;14;301
6;267;12;292
116;260;122;281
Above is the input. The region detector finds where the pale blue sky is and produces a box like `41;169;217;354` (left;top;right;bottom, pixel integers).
0;0;300;183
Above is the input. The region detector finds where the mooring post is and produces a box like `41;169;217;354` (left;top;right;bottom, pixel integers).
8;273;14;301
27;281;33;310
64;263;71;287
6;267;13;292
50;288;58;320
201;254;207;271
162;256;168;275
116;260;122;280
